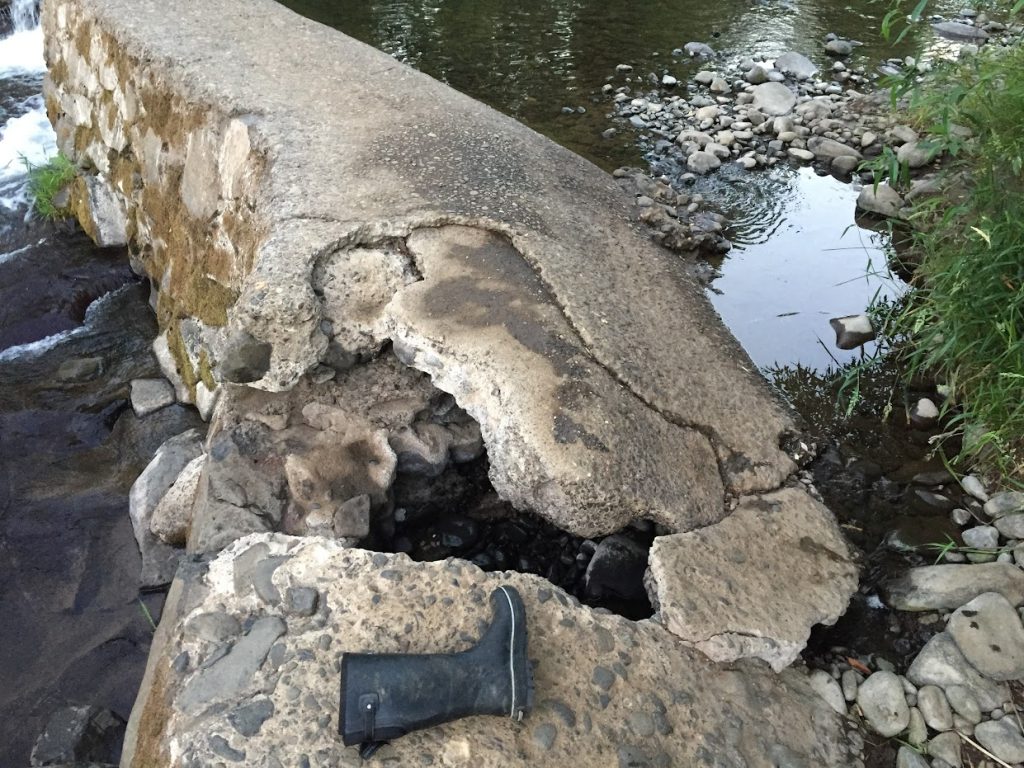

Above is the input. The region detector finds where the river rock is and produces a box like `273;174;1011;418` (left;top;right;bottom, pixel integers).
829;314;875;350
857;671;909;737
932;20;990;39
947;592;1024;681
150;454;205;546
129;428;205;585
906;632;1004;710
121;535;860;768
686;150;721;174
683;41;716;58
944;686;981;724
808;137;862;161
883;563;1024;610
927;731;962;768
995;513;1024;538
647;487;857;671
910;397;939;428
808;669;847;715
745;64;772;84
961;475;989;502
29;705;125;766
897;745;929;768
752;82;796;116
774;51;818;79
897;140;938;169
824;39;853;56
856;183;904;218
917;685;954;731
832;156;859;176
907;706;927;746
788;148;815;162
984;491;1024;518
130;378;176;417
961;525;999;562
975;718;1024;763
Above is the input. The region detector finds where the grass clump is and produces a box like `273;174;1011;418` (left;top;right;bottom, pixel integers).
863;40;1024;479
21;152;76;220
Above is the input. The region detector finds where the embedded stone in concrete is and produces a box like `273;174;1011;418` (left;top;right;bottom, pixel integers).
883;563;1024;610
129;429;204;585
73;174;128;247
906;632;1004;711
647;487;857;670
121;535;860;768
389;226;724;537
947;592;1024;681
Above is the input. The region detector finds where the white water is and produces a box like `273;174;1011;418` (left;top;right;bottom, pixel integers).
0;0;55;214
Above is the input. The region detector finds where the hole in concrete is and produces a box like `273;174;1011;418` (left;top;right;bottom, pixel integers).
360;393;655;620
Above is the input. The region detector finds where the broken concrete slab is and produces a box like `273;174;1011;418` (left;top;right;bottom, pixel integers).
646;487;858;670
389;225;725;536
121;534;860;768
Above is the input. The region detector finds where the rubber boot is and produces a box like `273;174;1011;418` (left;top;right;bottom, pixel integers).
339;584;533;756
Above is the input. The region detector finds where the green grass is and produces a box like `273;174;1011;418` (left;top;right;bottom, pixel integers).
21;152;76;220
849;39;1024;481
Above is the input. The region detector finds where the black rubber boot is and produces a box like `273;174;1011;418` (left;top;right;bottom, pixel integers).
339;585;533;756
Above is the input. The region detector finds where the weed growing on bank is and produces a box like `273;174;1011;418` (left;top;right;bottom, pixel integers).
21;152;75;219
864;42;1024;479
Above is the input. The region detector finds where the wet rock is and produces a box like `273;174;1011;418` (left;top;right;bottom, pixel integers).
906;632;1004;710
829;314;875;350
30;705;125;766
856;183;904;218
909;398;940;429
647;487;857;671
947;592;1024;681
130;378;175;417
122;535;859;767
824;39;853;56
150;454;204;546
583;534;647;603
927;731;962;768
808;669;847;715
975;718;1024;763
686;151;721;174
856;671;909;737
883;563;1024;610
774;51;818;79
788;148;815;162
984;491;1024;518
917;685;954;732
932;20;990;39
832;156;859;176
129;429;205;585
683;42;716;58
751;82;796;116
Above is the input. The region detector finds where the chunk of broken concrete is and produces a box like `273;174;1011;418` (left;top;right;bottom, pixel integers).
150;454;205;546
121;534;861;767
646;487;857;670
829;314;875;350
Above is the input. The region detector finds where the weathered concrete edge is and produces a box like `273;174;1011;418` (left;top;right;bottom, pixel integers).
43;0;803;496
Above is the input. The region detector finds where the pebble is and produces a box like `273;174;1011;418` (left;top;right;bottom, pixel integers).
856;671;909;737
592;666;615;691
945;685;982;724
927;731;962;768
961;475;989;502
285;587;319;617
896;745;929;768
962;525;999;562
995;513;1024;539
841;669;861;702
975;718;1024;763
808;669;847;714
984;491;1024;518
907;707;928;746
907;632;1004;711
951;508;972;526
917;685;954;731
910;398;940;429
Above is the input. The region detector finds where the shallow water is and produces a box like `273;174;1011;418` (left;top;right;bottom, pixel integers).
278;0;935;376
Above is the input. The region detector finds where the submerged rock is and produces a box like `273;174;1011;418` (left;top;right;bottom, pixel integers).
121;535;860;768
